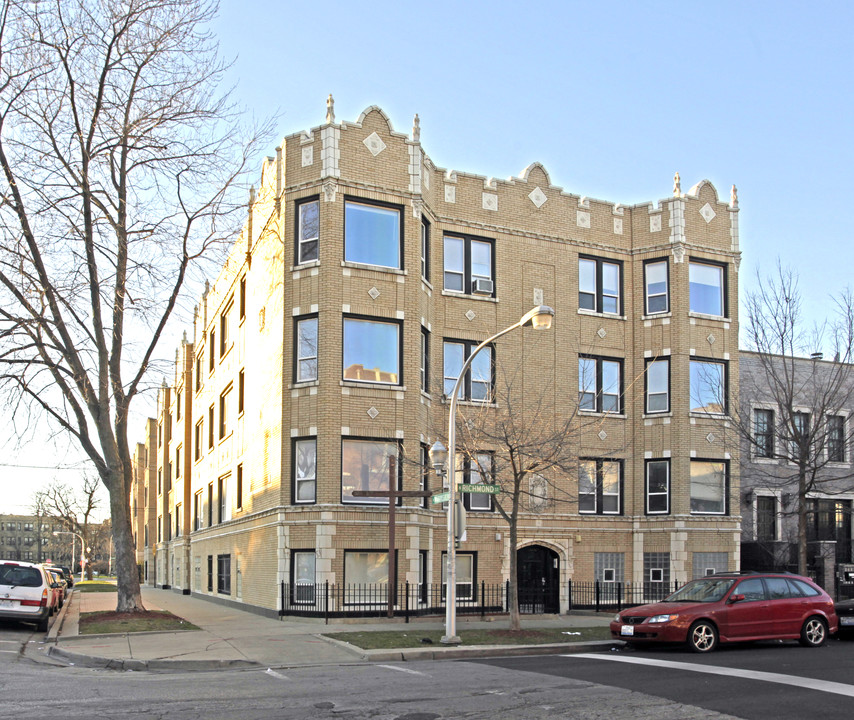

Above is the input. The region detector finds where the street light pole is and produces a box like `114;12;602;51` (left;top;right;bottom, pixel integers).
53;530;86;584
435;305;554;644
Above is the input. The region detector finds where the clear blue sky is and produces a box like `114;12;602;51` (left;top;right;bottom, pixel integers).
4;0;850;514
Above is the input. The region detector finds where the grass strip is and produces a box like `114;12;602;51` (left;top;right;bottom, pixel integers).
76;582;118;593
324;625;612;650
79;610;199;635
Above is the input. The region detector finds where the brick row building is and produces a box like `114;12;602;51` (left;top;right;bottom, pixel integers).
131;102;742;616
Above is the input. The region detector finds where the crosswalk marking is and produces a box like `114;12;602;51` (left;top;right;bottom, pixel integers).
378;664;428;676
563;653;854;698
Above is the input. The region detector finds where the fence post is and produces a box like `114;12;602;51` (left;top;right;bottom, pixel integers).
405;581;410;623
324;581;329;625
618;582;623;612
505;579;510;613
595;580;600;612
567;579;572;614
279;580;285;617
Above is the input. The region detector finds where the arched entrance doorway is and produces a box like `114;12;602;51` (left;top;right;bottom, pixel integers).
517;545;560;614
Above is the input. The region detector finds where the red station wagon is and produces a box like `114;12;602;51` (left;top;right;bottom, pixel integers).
610;572;838;653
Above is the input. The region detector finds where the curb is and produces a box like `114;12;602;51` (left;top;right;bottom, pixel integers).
47;645;260;671
360;639;620;662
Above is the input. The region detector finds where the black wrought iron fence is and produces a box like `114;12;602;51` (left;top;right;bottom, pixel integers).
568;580;682;612
279;581;508;623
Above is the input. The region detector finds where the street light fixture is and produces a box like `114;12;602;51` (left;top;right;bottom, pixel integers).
437;305;554;644
53;530;86;584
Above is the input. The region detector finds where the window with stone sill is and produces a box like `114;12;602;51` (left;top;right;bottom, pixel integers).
645;459;670;515
689;259;727;317
444;339;493;402
344;199;401;269
343;316;401;386
296;198;319;265
578;459;622;515
341;438;400;505
644;259;669;315
579;355;622;414
690;459;728;515
293;438;317;504
443;233;494;296
579;255;622;315
295;315;318;384
689;359;727;415
645;358;670;414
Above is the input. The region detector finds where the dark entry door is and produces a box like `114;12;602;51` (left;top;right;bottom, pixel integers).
517;545;560;614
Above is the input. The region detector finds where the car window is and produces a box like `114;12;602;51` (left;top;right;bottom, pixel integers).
735;578;766;601
764;577;792;599
0;564;43;587
666;578;734;602
790;578;820;597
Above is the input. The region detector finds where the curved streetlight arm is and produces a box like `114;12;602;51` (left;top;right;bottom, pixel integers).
442;305;554;644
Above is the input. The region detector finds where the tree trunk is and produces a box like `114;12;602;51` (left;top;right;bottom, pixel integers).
107;468;144;612
508;514;520;631
798;469;808;576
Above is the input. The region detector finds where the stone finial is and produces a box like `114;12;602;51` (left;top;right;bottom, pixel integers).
326;94;335;124
731;184;738;208
673;171;681;197
412;113;420;142
182;330;187;345
249;185;256;207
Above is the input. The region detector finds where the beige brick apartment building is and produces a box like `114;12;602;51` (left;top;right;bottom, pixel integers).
132;102;742;616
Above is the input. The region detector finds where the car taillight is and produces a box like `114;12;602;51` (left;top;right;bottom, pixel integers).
20;599;44;607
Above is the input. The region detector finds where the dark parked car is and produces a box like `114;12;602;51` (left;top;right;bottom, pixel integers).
43;564;73;588
834;598;854;637
610;571;838;653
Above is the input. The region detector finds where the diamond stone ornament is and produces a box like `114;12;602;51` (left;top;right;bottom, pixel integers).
529;187;547;208
363;132;386;157
367;407;379;419
700;203;716;223
368;287;380;300
465;310;476;322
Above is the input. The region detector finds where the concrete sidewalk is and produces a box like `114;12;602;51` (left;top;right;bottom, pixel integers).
43;586;615;671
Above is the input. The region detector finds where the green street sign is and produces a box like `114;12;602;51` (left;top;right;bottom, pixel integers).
431;491;451;504
458;483;501;494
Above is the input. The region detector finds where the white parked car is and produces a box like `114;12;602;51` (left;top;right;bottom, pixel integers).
0;560;53;632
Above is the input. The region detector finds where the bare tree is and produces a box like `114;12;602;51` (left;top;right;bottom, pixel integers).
737;263;854;576
440;332;623;631
33;476;101;578
0;0;270;611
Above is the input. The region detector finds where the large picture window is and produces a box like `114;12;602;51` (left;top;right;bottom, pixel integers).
296;198;319;264
579;356;622;413
341;439;399;504
443;234;494;295
645;358;669;414
689;260;725;317
444;340;493;402
294;438;317;504
578;459;622;515
295;316;318;383
344;200;401;269
689;359;726;414
690;460;728;515
343;550;395;605
644;259;669;314
343;317;401;384
579;256;621;315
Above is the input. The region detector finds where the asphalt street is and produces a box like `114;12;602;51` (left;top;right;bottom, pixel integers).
3;609;854;720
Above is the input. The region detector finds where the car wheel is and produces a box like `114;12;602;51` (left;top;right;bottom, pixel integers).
37;616;48;633
688;621;718;653
800;616;827;647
